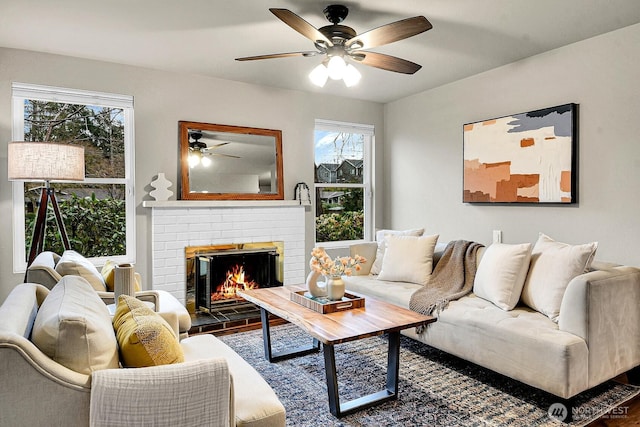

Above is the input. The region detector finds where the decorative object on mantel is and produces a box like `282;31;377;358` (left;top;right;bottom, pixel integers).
463;103;577;204
149;173;173;201
308;247;366;301
294;182;311;205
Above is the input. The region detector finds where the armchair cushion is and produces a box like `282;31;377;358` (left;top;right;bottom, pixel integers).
113;295;184;367
55;250;107;292
90;358;231;427
31;276;119;375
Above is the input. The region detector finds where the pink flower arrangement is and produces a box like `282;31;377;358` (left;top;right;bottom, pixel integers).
309;247;366;278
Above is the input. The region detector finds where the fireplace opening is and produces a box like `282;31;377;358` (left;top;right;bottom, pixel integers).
194;245;282;313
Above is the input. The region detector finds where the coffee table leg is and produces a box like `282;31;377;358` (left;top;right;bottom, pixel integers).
324;331;401;417
260;308;320;362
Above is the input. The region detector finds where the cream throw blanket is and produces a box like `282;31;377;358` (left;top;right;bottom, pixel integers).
410;240;484;332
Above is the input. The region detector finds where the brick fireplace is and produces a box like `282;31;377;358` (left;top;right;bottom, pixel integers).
143;200;306;307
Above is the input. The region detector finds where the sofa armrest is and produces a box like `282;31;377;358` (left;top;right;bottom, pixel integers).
349;242;378;275
97;290;160;310
25;251;62;290
90;358;232;427
559;266;640;386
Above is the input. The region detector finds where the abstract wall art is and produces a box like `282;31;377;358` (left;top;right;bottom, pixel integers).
463;103;577;204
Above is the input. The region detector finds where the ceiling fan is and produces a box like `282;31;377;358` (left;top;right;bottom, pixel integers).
236;5;432;87
188;132;240;167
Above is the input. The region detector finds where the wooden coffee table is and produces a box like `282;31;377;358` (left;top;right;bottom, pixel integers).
237;285;436;417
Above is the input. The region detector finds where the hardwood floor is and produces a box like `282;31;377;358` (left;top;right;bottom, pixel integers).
587;373;640;426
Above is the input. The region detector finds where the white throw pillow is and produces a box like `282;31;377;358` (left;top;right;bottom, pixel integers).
55;250;107;291
521;233;598;322
31;275;119;374
377;234;439;285
370;228;424;275
473;243;532;311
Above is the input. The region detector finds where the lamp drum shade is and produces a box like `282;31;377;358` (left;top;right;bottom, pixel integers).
8;142;85;181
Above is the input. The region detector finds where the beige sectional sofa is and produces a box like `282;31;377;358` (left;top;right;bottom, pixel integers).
0;277;285;427
344;233;640;400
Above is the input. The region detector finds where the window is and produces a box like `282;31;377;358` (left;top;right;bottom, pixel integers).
11;83;135;272
314;119;373;246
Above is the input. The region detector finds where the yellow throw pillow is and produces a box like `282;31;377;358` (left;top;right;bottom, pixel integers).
113;295;184;368
101;260;142;292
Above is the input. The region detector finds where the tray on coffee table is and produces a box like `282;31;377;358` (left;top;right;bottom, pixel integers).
290;290;365;314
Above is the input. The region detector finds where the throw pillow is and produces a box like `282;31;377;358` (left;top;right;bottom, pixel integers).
473;243;532;311
101;259;142;292
113;295;184;368
377;234;439;285
370;228;424;275
521;233;598;322
55;250;107;292
31;275;119;375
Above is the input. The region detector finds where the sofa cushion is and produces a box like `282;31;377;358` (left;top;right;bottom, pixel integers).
31;275;119;374
55;250;107;292
344;275;422;308
377;234;439;285
370;228;424;275
113;295;184;368
473;242;532;310
521;233;597;322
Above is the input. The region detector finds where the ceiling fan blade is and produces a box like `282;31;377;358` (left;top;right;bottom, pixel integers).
346;16;432;50
353;51;422;74
236;51;320;61
269;8;333;47
205;153;241;159
202;143;229;150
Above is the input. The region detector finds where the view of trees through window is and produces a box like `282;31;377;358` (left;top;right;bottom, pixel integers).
22;100;127;257
314;129;366;243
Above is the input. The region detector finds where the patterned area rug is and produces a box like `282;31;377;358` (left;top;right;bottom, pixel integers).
219;324;639;426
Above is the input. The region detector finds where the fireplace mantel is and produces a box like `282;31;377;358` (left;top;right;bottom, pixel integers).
143;200;306;209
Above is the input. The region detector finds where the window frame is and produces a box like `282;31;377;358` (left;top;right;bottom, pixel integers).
11;82;136;272
314;119;374;248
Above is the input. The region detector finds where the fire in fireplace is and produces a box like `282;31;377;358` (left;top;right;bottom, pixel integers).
194;245;282;313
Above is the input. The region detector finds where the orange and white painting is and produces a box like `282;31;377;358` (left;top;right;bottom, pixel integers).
463;104;576;203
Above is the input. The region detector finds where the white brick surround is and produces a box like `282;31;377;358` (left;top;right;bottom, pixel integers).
143;200;306;305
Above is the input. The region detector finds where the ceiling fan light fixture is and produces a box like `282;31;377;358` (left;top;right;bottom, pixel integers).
309;63;329;87
343;63;361;87
200;156;212;167
327;55;346;80
188;152;200;168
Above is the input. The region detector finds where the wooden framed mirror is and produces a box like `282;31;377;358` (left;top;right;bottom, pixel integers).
179;121;284;200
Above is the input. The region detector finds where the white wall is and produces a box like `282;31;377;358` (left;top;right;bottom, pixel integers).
384;23;640;266
0;47;384;303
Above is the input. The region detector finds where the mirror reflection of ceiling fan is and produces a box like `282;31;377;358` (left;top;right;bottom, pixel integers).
236;5;432;87
188;131;241;167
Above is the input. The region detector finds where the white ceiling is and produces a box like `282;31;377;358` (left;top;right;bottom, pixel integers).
1;0;639;103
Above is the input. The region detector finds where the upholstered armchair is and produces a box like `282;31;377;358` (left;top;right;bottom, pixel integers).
26;251;191;339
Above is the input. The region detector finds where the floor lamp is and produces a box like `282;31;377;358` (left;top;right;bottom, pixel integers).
7;142;85;268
